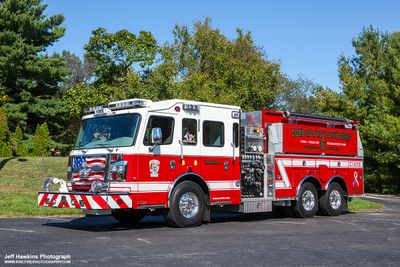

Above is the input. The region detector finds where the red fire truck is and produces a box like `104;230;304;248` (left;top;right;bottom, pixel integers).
38;99;364;227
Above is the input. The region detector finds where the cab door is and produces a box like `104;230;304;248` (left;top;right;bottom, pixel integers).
137;114;179;207
180;117;201;175
200;108;240;204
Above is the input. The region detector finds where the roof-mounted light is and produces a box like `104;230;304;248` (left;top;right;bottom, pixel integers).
182;104;200;112
108;98;151;110
84;105;106;114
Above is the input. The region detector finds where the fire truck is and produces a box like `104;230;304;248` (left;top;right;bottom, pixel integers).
38;98;364;227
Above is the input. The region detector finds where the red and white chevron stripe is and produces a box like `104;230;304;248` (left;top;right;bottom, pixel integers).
38;193;133;209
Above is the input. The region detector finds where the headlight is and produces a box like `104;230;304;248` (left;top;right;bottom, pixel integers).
90;180;109;193
117;165;125;173
109;160;127;181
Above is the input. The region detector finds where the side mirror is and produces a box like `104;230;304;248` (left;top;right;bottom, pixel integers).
151;127;162;145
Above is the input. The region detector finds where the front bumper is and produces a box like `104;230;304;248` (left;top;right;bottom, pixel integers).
38;191;133;210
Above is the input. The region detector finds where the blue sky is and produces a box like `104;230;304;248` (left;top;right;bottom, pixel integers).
44;0;400;91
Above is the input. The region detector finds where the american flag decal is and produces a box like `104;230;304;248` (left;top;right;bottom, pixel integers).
72;156;107;182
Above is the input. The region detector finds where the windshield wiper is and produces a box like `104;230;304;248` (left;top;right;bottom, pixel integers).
75;143;110;149
91;143;110;148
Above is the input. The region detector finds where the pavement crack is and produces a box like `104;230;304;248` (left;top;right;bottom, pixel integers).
324;218;344;224
346;221;368;232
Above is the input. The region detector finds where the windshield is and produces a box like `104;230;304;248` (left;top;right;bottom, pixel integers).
75;113;141;149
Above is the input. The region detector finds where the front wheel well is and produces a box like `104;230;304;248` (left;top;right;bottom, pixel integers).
169;173;210;205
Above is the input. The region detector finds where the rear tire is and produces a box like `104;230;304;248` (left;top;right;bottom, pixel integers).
166;181;205;227
112;209;146;223
292;182;318;218
319;182;345;216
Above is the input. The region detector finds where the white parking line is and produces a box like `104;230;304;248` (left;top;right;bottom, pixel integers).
0;227;35;233
33;216;74;221
364;196;386;200
273;221;306;225
365;195;400;201
137;238;151;244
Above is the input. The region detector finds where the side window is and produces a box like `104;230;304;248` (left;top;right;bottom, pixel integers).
143;116;174;145
182;119;197;145
203;121;224;147
233;122;239;148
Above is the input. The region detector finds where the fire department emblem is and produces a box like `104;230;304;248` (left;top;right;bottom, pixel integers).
149;159;160;177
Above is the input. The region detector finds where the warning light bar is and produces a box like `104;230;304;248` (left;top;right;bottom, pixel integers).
108;99;151;110
182;104;200;112
84;106;106;114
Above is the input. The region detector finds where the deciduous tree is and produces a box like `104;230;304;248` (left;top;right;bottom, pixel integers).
147;19;284;110
84;27;157;84
61;51;96;92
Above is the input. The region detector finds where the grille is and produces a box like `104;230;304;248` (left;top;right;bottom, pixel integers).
71;155;107;191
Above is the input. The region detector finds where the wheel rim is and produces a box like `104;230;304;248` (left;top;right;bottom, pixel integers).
179;192;199;218
329;190;341;210
302;190;315;211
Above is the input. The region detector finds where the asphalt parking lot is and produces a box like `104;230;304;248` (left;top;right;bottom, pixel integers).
0;195;399;266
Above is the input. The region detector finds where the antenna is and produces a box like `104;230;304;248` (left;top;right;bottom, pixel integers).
41;152;45;179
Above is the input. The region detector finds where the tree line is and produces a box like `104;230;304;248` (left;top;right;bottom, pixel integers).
0;0;399;193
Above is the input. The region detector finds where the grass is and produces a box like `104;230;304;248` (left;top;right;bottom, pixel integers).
0;157;384;217
0;157;81;217
348;197;384;211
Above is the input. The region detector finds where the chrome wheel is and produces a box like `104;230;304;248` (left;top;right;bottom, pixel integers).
318;182;345;216
302;190;315;211
329;190;341;210
179;192;199;219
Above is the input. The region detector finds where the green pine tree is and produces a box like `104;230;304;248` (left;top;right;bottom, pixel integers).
0;0;68;138
33;123;52;156
313;27;400;193
12;125;28;156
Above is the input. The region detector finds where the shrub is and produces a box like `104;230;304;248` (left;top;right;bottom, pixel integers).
0;108;9;143
12;126;28;156
33;123;52;156
0;141;12;157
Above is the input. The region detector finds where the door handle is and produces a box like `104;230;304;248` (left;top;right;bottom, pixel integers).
231;142;236;161
179;140;184;160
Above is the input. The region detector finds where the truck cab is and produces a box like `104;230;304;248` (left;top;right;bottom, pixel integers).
40;99;241;227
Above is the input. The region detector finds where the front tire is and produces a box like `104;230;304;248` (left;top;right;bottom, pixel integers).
112;209;146;223
166;181;205;227
292;182;318;218
319;182;345;216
